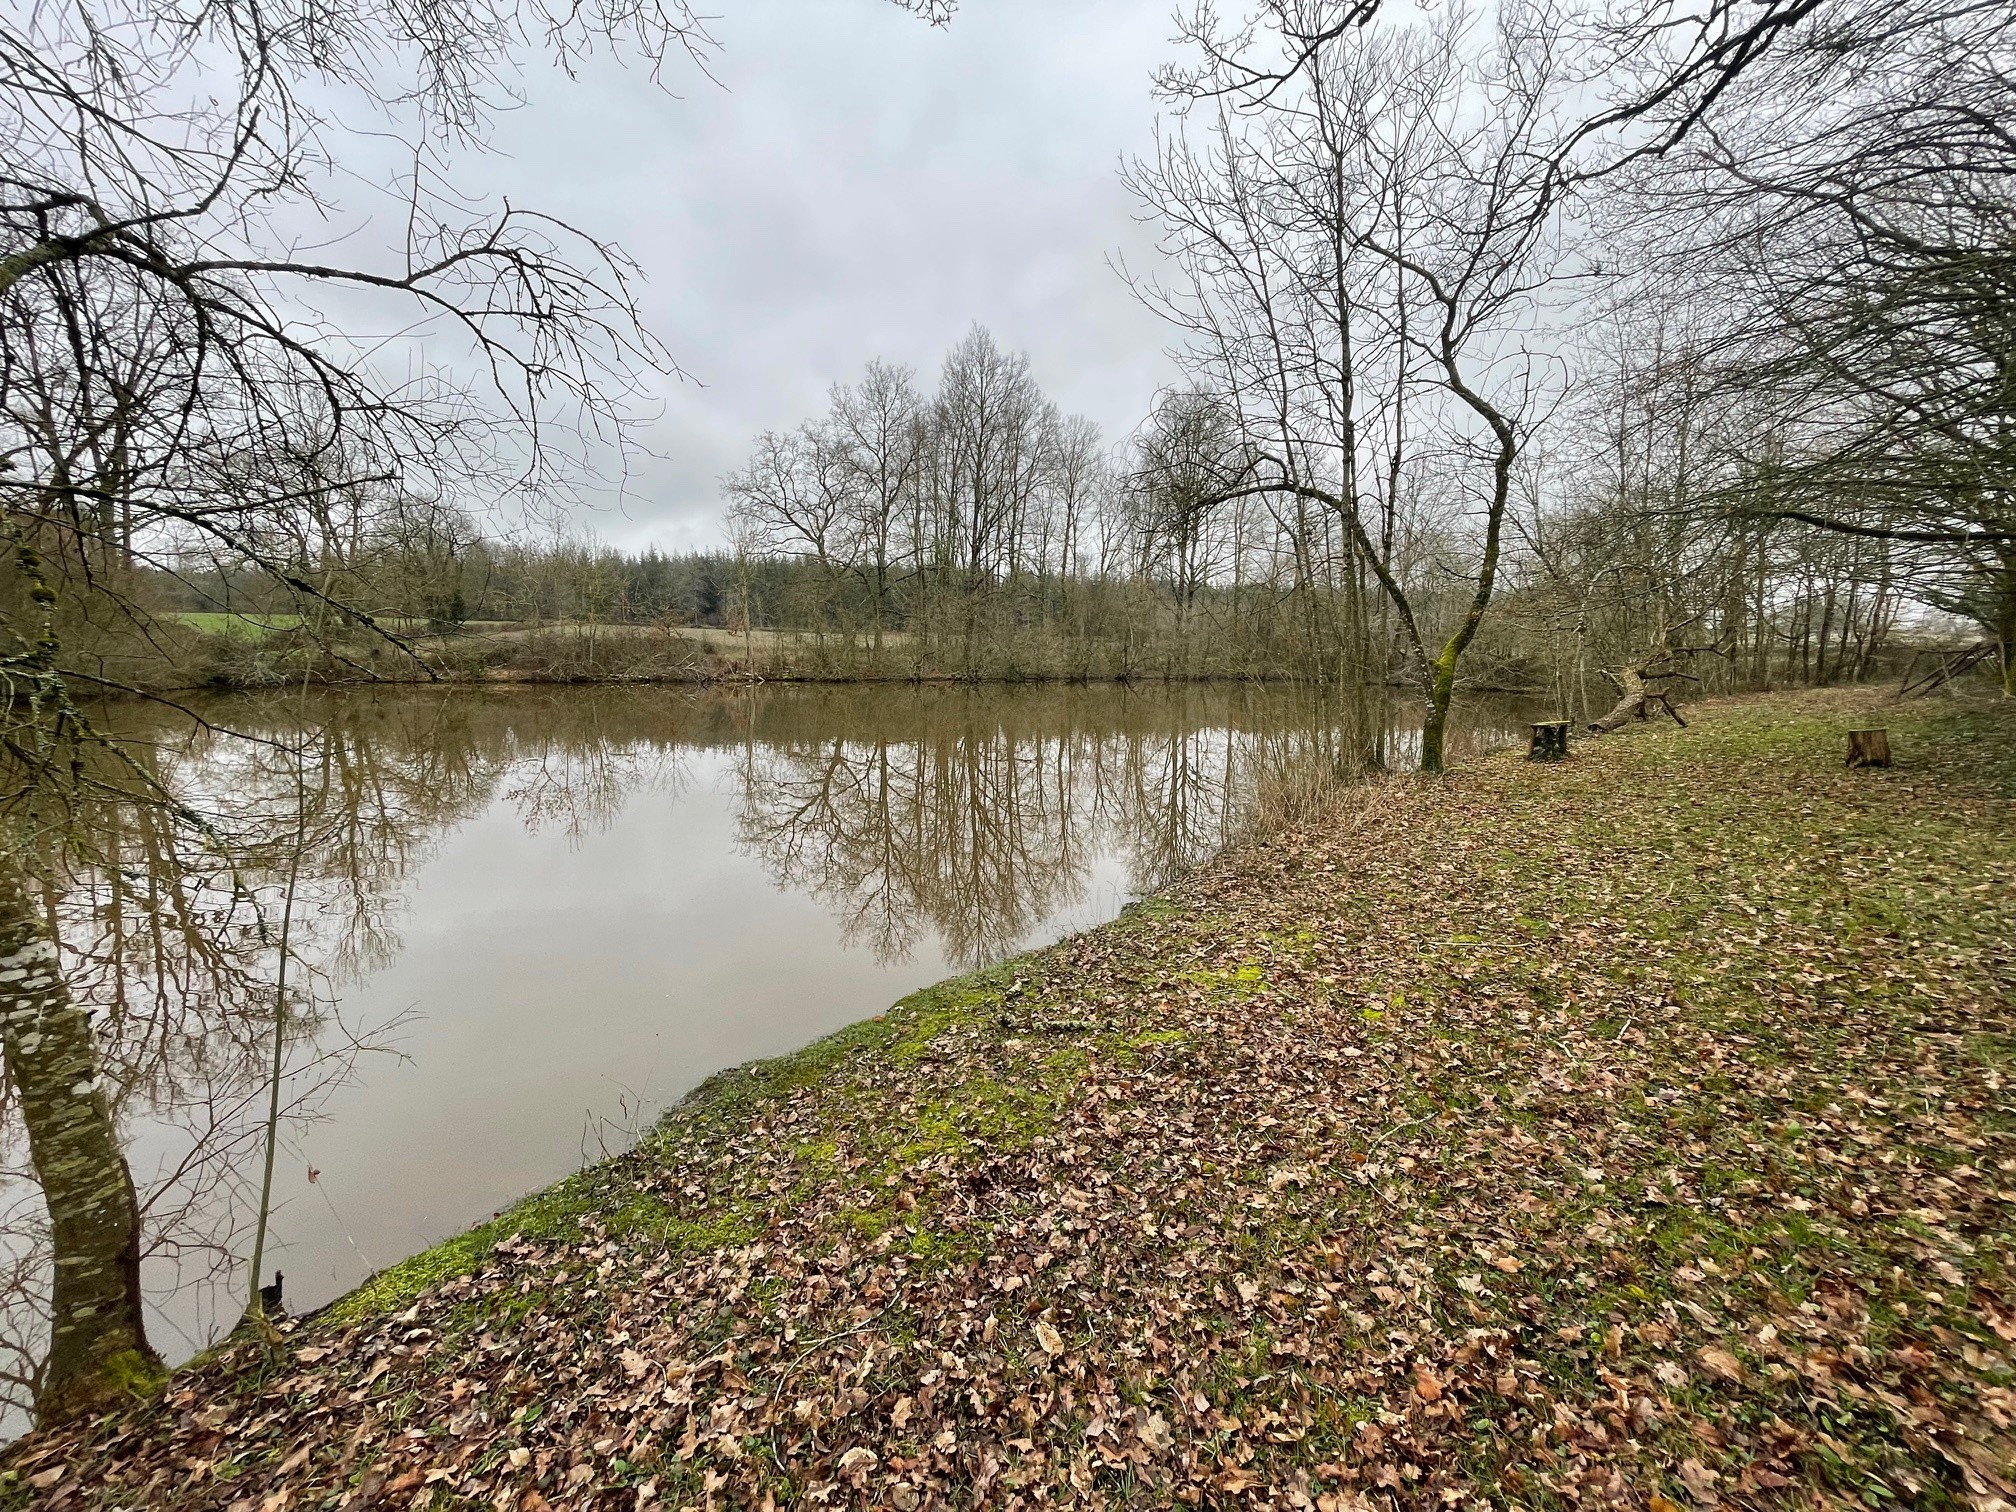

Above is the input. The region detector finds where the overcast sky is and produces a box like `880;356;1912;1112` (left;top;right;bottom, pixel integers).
469;0;1185;553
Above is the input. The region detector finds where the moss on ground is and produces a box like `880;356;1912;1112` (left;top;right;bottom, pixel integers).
323;956;1059;1325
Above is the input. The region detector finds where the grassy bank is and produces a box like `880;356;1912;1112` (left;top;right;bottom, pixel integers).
168;616;1317;689
13;690;2014;1510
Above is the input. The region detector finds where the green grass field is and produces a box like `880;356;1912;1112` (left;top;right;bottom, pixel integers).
166;612;303;641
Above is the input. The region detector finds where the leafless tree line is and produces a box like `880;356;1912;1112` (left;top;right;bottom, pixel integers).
1113;0;2016;760
720;324;1528;701
1545;0;2016;699
723;331;1106;670
718;0;2016;766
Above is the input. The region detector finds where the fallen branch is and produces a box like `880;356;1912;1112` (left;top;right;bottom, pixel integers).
1588;633;1723;735
1896;641;1996;700
1588;661;1690;733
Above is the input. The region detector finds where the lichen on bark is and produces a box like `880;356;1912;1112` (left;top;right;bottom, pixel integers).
0;865;163;1424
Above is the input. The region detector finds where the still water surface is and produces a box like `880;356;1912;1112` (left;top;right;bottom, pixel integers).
0;682;1534;1407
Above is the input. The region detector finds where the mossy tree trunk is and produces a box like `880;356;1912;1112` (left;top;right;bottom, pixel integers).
1416;399;1514;777
1996;548;2015;699
1420;648;1460;778
0;865;163;1424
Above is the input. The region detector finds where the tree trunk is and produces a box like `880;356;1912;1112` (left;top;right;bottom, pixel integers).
1589;658;1691;734
1846;729;1892;769
1588;662;1650;733
1420;654;1457;775
0;866;162;1423
1815;584;1837;684
870;563;885;662
1996;550;2016;699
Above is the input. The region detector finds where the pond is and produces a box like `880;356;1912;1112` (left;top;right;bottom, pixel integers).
0;681;1538;1422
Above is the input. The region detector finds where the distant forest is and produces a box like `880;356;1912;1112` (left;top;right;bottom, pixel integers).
148;324;1977;718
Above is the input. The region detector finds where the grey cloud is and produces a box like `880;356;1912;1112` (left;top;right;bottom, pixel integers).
467;0;1181;550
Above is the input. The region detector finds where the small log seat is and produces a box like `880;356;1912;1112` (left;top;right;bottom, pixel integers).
1529;720;1571;762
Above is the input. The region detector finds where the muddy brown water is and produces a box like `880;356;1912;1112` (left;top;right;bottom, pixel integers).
0;682;1539;1421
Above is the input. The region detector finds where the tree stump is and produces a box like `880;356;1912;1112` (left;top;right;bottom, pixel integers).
1529;720;1571;762
1846;729;1891;769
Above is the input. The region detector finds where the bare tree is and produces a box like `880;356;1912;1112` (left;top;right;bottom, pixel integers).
1125;390;1245;673
930;328;1052;667
1587;0;2016;693
721;329;1107;679
1130;0;1576;771
831;362;929;656
0;0;949;1425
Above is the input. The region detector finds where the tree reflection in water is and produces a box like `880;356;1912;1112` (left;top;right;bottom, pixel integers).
0;683;1531;1422
730;686;1422;967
